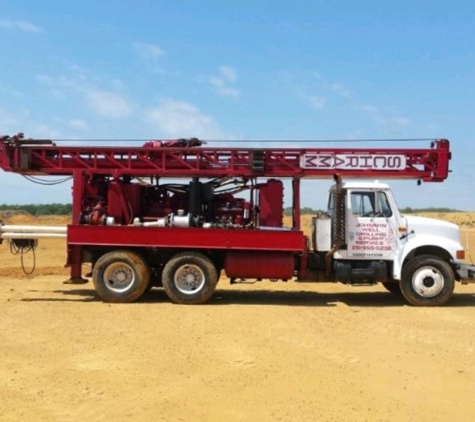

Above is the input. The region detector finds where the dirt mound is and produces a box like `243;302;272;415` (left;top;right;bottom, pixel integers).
0;211;71;225
0;210;37;225
37;215;71;225
417;211;475;228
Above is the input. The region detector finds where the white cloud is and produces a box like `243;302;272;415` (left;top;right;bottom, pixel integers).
344;130;365;140
37;69;133;119
84;89;132;118
359;103;385;123
28;123;61;138
67;64;90;75
50;89;66;99
360;104;379;114
359;104;411;127
146;98;224;139
134;42;163;60
0;108;62;138
111;79;125;90
307;95;326;110
68;119;89;131
295;89;325;111
331;83;351;97
0;107;20;134
37;74;78;89
216;86;240;98
313;78;413;129
0;19;43;33
36;74;54;84
133;43;164;72
219;66;237;83
50;117;90;135
0;107;17;123
208;76;225;88
391;117;411;127
208;66;240;98
208;77;240;98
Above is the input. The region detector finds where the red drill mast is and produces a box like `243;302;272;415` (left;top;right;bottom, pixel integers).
0;133;450;181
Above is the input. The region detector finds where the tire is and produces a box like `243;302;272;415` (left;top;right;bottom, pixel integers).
381;282;402;295
400;255;455;306
162;252;218;304
92;250;151;303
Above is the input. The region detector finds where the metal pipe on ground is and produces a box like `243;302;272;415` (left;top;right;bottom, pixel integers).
1;225;67;233
1;233;67;239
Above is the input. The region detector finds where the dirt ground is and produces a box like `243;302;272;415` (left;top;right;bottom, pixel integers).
1;216;475;421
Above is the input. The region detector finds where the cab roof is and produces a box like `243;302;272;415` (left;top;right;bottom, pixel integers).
330;181;390;190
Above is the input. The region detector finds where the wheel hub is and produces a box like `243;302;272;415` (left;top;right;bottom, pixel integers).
175;264;206;294
185;273;196;283
115;270;128;283
412;266;444;297
103;263;135;293
422;277;435;288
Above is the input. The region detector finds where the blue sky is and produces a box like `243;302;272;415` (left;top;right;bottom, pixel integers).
1;0;475;209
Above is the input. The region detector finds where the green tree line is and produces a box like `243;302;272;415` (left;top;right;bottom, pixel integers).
283;207;324;216
0;203;72;216
399;207;461;213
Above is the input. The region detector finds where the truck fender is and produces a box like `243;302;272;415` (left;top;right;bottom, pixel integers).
393;235;461;280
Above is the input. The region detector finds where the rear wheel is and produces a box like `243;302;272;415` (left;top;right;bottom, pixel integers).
92;250;151;303
162;252;218;304
400;255;455;306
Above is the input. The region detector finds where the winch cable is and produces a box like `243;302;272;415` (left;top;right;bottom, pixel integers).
22;175;72;186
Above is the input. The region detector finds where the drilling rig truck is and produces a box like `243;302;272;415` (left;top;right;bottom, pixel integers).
0;133;474;306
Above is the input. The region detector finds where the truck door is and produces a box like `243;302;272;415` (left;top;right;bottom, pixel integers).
346;190;398;260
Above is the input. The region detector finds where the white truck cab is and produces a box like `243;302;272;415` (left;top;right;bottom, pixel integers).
314;180;475;306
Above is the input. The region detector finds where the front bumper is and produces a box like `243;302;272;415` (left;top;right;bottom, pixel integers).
452;261;475;284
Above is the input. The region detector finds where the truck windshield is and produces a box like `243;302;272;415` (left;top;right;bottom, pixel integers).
351;191;392;217
378;191;392;217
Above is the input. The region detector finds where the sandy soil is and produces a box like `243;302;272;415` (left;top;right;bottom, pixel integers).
1;216;475;421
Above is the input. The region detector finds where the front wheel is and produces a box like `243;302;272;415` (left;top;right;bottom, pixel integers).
400;255;455;306
162;252;218;304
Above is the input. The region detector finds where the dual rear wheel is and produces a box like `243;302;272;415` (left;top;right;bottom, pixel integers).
92;250;218;304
